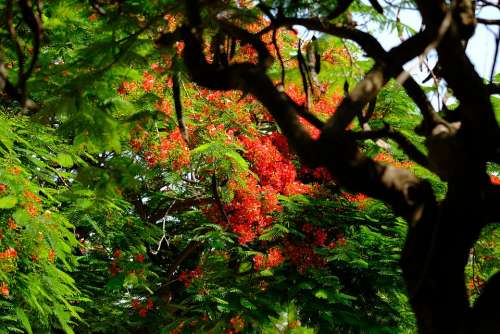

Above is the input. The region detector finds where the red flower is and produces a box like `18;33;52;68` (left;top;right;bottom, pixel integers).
327;241;337;249
138;308;148;318
48;249;56;263
24;191;42;203
0;248;17;260
337;235;346;247
230;315;245;332
301;223;314;234
146;298;154;310
314;229;328;246
179;271;191;288
110;260;120;276
0;282;9;297
7;218;16;230
266;247;284;267
142;71;155;92
131;298;141;309
135;254;145;263
253;254;266;270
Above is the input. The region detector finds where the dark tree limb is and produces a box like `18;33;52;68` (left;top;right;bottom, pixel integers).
368;0;384;14
172;71;189;146
486;82;500;95
295;106;325;129
211;174;230;223
476;17;500;25
272;28;286;87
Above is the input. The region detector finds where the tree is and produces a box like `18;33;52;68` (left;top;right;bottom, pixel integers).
0;0;499;333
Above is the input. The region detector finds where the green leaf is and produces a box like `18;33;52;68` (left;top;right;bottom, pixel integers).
314;290;328;299
238;262;252;273
240;297;256;310
15;308;32;334
54;153;74;168
350;259;369;268
297;281;315;290
213;297;229;305
0;196;18;209
259;270;273;277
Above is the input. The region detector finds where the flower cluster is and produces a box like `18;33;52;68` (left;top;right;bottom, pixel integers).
117;81;137;95
178;266;202;288
0;248;17;260
224;174;276;244
142;71;156;93
0;282;9;297
490;174;500;185
138;128;190;170
253;247;285;270
284;241;326;273
322;47;350;64
374;152;415;168
131;298;154;318
228;315;245;333
239;134;310;196
341;192;369;207
24;191;42;203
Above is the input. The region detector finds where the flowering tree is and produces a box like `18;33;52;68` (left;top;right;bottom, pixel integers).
0;0;499;334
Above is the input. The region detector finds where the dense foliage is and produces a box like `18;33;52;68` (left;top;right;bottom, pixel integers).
0;1;498;333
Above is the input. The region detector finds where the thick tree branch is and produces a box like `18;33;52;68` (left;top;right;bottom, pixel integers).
172;71;189;145
486;82;500;95
485;183;500;222
296;106;325;129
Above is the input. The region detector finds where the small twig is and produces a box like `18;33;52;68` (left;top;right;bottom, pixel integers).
423;60;442;111
150;200;177;255
364;97;377;123
348;123;429;167
489;28;499;83
211;174;230;223
297;39;311;110
272;28;285;87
